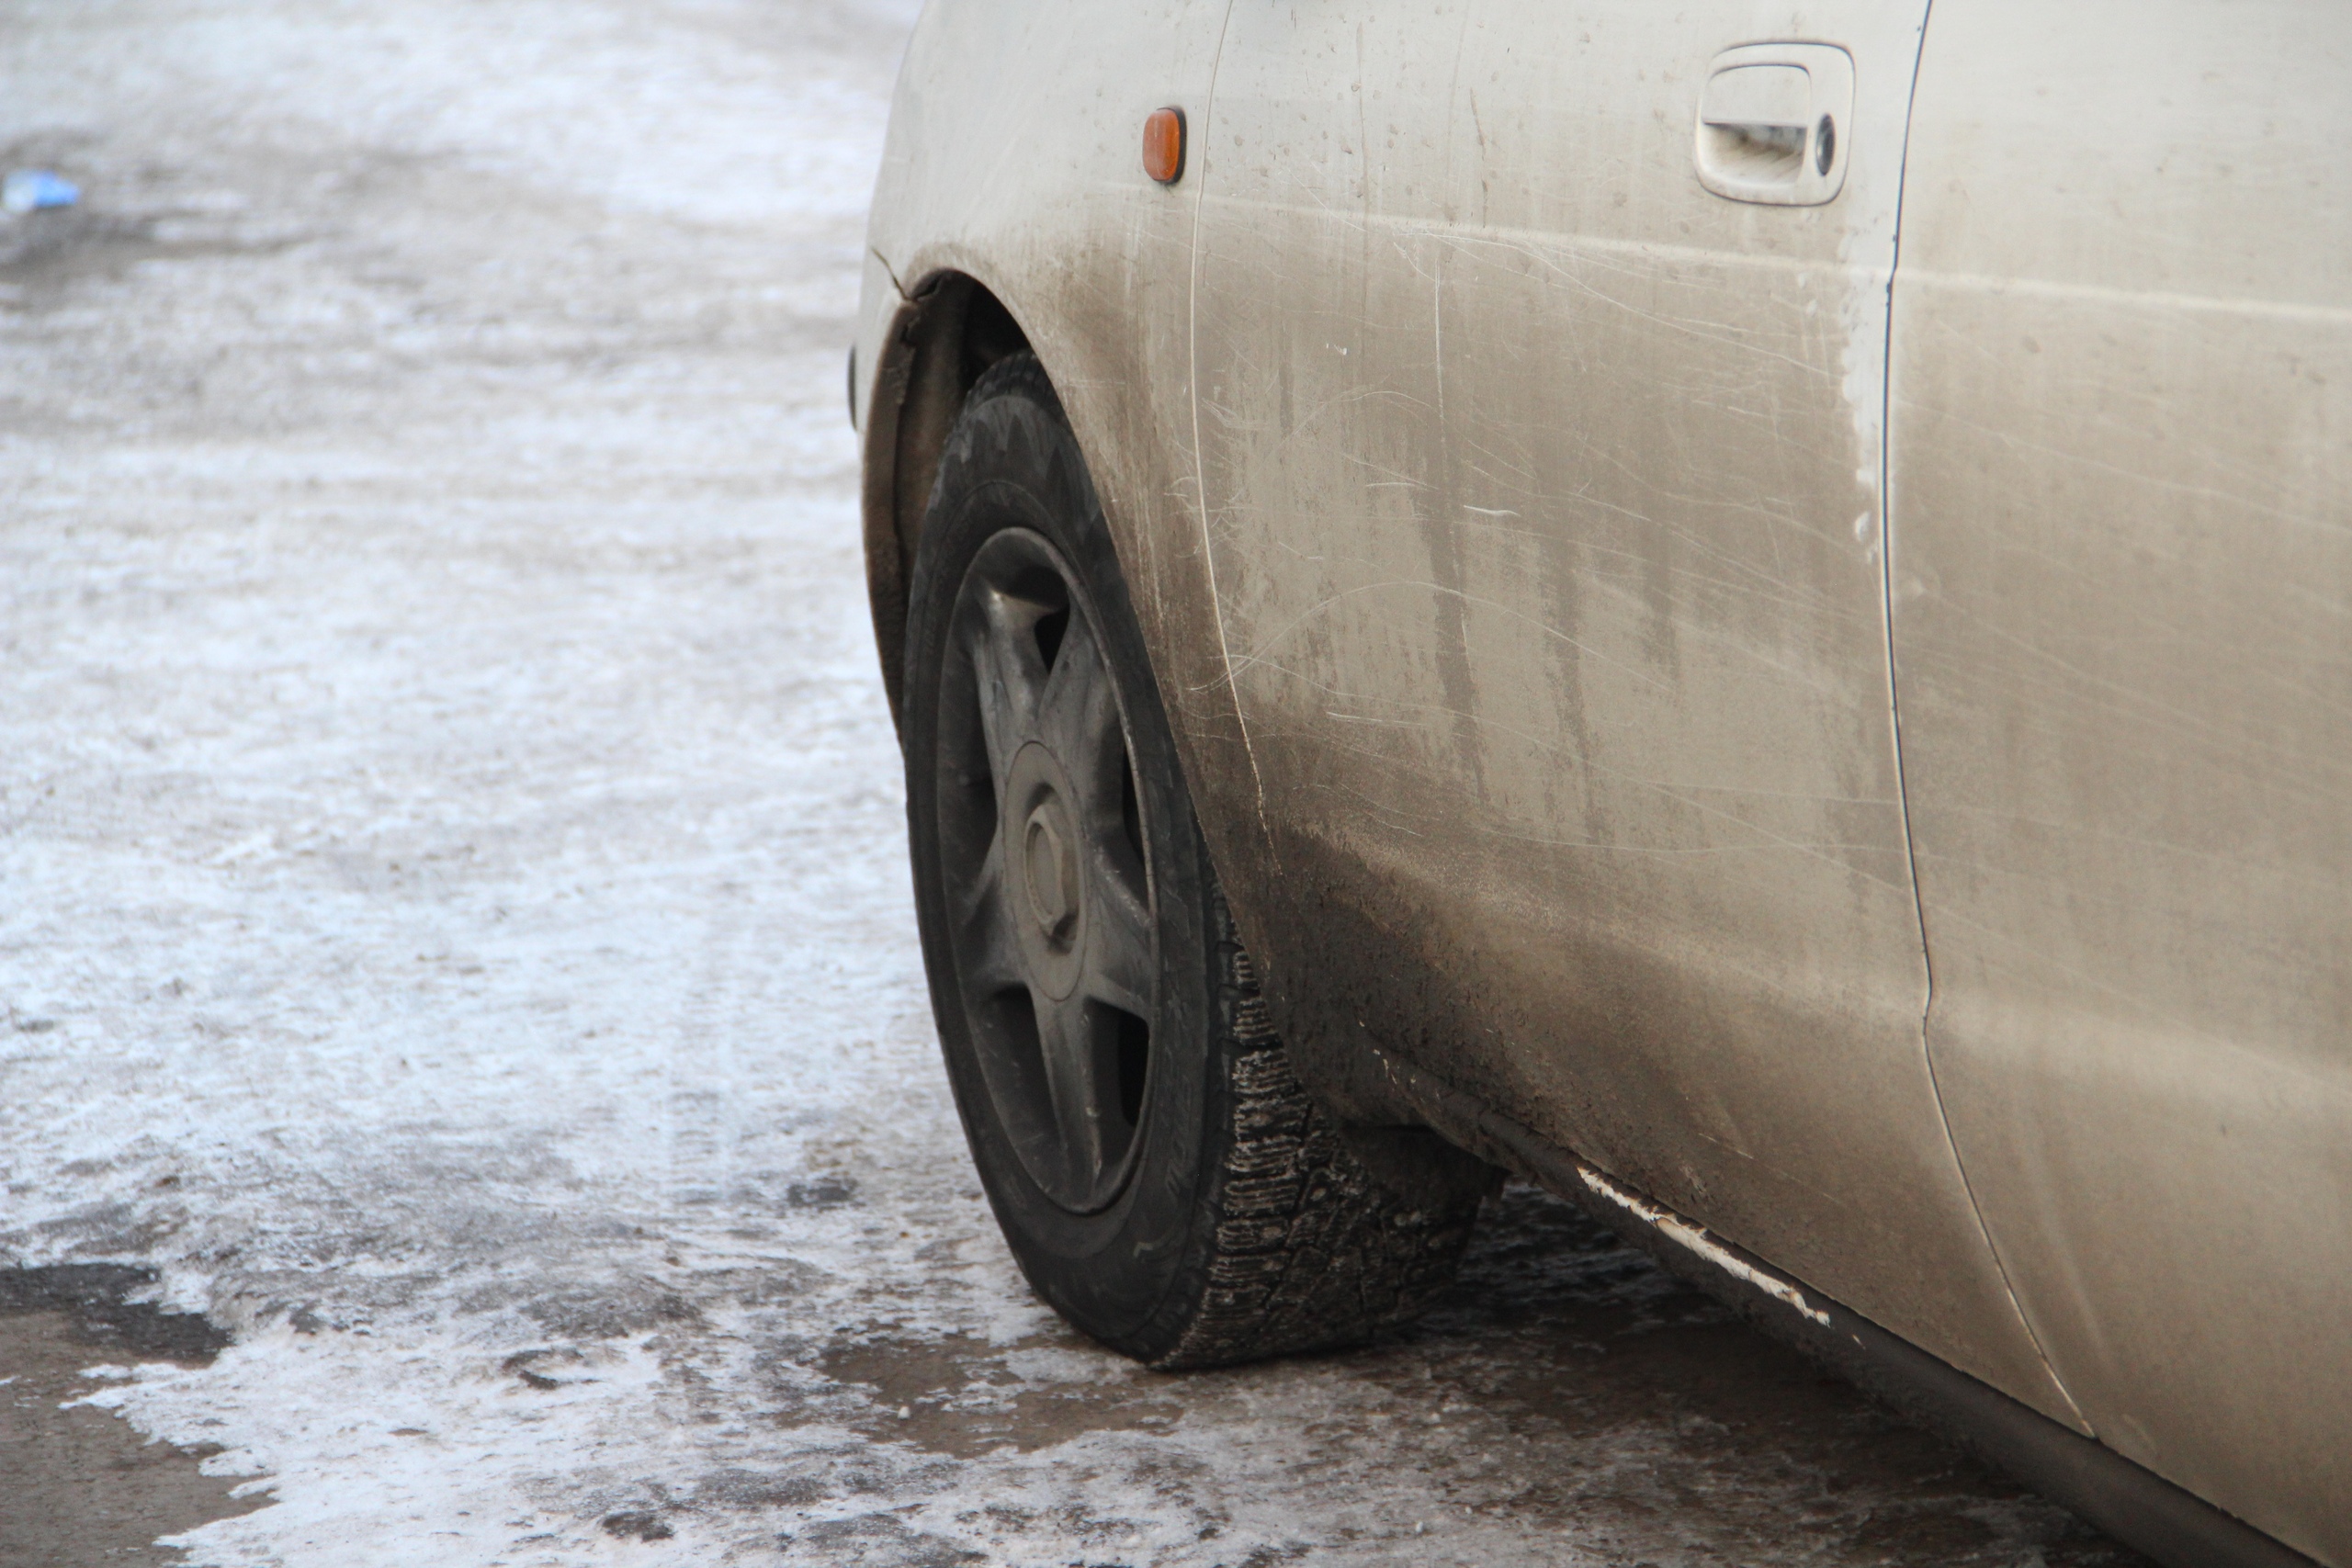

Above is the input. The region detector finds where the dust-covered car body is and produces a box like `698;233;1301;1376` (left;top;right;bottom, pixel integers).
853;3;2351;1563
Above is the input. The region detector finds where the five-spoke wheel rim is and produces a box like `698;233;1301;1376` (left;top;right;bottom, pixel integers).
935;528;1155;1214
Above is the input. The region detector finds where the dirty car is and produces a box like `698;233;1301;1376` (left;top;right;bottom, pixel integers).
851;4;2351;1564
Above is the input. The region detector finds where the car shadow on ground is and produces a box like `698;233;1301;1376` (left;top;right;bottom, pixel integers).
805;1184;2153;1566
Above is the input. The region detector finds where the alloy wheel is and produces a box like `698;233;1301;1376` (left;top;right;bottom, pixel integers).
934;527;1155;1213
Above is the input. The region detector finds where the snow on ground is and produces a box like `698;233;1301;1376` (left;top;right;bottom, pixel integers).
0;3;2140;1564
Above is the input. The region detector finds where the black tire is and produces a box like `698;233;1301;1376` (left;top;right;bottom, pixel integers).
900;353;1483;1369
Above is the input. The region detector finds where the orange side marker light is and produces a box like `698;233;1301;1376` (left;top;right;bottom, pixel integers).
1143;107;1186;185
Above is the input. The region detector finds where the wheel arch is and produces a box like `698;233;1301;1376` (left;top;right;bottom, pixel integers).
858;265;1034;728
856;254;1441;1138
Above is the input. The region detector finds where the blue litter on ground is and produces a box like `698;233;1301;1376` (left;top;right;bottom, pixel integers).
4;170;80;214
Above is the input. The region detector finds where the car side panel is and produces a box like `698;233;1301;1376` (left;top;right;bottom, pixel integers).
1890;3;2352;1557
1184;0;2077;1420
857;0;1261;899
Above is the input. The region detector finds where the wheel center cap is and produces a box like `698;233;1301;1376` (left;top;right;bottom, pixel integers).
1003;740;1088;1000
1023;800;1080;942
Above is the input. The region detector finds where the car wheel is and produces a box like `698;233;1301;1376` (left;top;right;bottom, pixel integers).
900;352;1485;1368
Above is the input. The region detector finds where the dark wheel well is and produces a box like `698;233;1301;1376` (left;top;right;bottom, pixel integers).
860;272;1032;727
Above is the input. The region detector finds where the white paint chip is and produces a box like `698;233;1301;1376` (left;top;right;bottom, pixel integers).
1576;1166;1834;1327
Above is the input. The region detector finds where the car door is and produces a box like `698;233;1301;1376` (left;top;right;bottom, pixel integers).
1188;1;2074;1416
1887;2;2352;1556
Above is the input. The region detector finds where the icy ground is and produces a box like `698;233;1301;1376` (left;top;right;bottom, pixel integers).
0;3;2143;1564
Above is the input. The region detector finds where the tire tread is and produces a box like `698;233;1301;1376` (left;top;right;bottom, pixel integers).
1152;899;1477;1370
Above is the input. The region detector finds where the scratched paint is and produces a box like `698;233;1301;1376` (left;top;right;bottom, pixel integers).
1165;0;2075;1427
1575;1165;1832;1327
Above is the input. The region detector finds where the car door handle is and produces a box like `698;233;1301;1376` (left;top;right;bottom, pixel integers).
1694;43;1853;206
